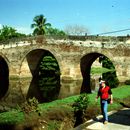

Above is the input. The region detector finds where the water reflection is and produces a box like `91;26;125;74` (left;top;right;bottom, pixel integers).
59;80;82;98
9;78;83;102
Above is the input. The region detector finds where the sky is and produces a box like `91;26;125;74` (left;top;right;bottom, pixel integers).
0;0;130;36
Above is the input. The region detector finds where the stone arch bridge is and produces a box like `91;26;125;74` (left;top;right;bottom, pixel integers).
0;36;130;106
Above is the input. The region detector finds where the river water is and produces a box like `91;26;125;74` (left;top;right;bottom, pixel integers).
9;78;83;102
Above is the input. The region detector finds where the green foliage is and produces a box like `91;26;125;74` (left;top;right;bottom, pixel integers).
31;14;51;35
0;25;26;41
46;27;66;36
21;97;41;115
0;110;24;124
0;85;130;125
47;121;60;130
124;80;130;85
99;56;119;88
39;56;60;72
72;93;89;112
38;53;60;102
31;14;67;36
103;71;119;88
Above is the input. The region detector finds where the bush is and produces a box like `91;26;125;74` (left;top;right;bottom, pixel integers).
100;56;119;88
72;93;89;113
38;53;60;102
47;121;60;130
125;80;130;85
21;97;41;115
72;93;89;127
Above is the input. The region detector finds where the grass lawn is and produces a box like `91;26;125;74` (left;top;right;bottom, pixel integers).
88;85;130;110
91;67;115;75
0;85;130;129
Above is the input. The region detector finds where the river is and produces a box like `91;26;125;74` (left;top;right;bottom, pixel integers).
9;78;83;102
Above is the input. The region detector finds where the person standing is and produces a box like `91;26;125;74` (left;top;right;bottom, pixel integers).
96;80;113;124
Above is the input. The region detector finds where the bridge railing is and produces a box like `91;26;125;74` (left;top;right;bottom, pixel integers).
0;35;129;49
45;35;130;42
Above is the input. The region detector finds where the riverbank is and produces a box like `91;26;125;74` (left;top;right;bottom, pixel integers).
0;85;130;130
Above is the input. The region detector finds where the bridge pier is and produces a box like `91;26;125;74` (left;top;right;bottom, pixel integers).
0;37;130;106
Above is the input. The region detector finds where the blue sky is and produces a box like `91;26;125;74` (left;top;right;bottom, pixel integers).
0;0;130;36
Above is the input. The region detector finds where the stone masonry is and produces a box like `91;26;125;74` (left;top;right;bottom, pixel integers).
0;36;130;105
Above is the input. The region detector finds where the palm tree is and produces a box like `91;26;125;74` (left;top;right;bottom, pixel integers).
31;14;51;35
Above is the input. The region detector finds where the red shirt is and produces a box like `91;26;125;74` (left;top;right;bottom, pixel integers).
98;86;112;100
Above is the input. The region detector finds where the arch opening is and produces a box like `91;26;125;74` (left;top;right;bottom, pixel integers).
0;56;9;99
80;52;118;93
20;49;61;103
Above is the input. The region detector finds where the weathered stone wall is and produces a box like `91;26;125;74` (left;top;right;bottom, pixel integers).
1;38;130;82
0;37;130;105
0;40;130;79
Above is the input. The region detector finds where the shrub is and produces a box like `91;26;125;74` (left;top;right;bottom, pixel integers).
21;97;41;115
99;56;119;88
72;93;89;113
125;80;130;85
72;93;89;127
47;121;60;130
38;53;60;102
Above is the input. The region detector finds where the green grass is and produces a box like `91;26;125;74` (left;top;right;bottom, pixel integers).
88;85;130;102
112;85;130;99
91;67;115;75
0;85;130;124
88;85;130;111
0;109;24;124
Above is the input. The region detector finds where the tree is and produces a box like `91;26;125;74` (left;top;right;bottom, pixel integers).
99;56;119;88
64;24;89;36
31;14;51;35
0;25;26;41
46;27;66;36
38;52;60;102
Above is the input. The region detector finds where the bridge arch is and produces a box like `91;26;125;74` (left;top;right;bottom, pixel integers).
1;37;130;106
84;49;115;65
20;47;62;75
19;48;61;102
0;54;9;100
80;52;116;93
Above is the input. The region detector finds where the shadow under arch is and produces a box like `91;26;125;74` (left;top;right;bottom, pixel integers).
25;49;60;103
80;52;116;93
0;56;9;99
